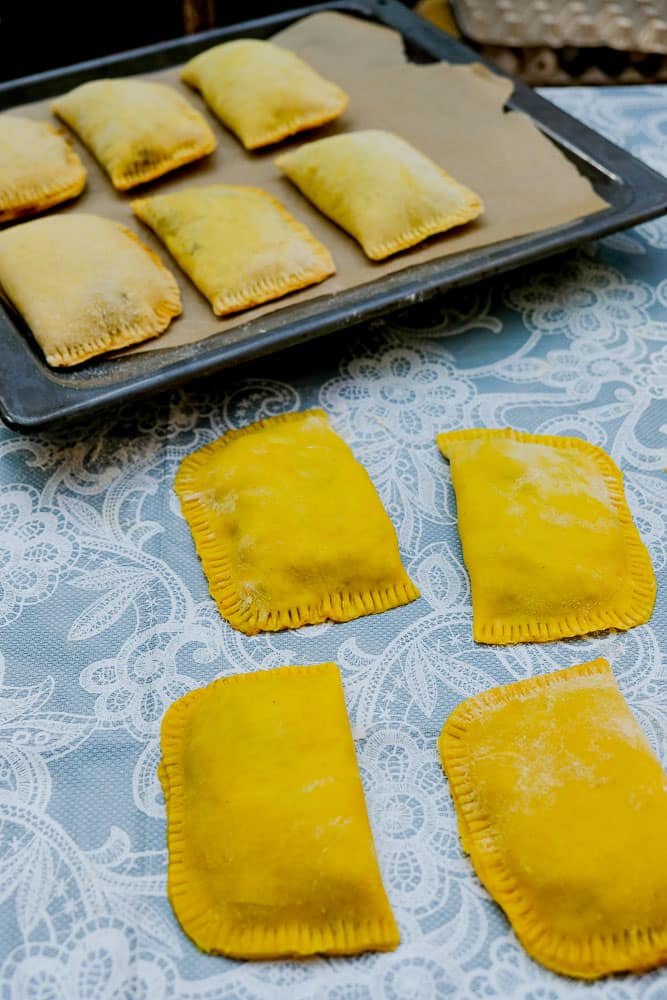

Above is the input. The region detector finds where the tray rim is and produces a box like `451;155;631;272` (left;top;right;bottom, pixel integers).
1;0;666;431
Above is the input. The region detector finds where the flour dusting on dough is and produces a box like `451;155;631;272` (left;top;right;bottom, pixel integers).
302;776;335;794
500;440;614;511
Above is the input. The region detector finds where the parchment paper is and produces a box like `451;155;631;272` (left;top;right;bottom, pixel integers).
3;11;609;356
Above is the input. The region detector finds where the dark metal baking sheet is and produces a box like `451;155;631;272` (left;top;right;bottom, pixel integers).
1;0;666;431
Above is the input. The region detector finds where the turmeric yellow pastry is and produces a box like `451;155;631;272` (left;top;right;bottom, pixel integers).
132;184;335;316
0;115;86;223
52;79;216;190
0;213;181;366
276;130;483;260
158;662;400;958
439;658;667;979
174;408;418;634
436;427;655;643
181;39;348;149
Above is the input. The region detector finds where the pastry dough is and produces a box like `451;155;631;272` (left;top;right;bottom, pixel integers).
181;39;348;149
439;658;667;979
276;129;483;260
436;427;655;643
174;408;419;634
0;213;181;366
132;184;335;316
52;78;216;190
158;662;399;958
0;115;86;223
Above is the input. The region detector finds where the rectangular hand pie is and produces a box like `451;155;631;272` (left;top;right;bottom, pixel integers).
174;408;419;634
52;78;216;190
158;662;399;958
439;659;667;978
0;213;181;366
0;115;86;223
132;184;335;316
436;427;656;643
276;129;483;260
181;39;348;149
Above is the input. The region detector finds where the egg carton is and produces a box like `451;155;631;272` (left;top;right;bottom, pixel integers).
452;0;667;53
474;43;667;85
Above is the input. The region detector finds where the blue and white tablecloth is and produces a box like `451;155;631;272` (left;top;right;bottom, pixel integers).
0;85;665;1000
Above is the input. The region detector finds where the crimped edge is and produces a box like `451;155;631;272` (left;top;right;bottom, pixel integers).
174;407;419;634
439;658;667;978
110;129;217;191
240;94;348;150
0;126;86;223
436;427;657;644
158;663;400;958
52;94;217;192
132;185;335;316
181;60;348;150
275;151;483;261
361;170;483;260
43;223;182;367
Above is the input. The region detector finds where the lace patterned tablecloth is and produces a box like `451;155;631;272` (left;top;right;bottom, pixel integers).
0;86;665;1000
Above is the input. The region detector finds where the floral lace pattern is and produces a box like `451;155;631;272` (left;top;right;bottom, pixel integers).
0;86;666;998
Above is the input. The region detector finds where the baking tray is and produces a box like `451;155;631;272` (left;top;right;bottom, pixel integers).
1;0;666;431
